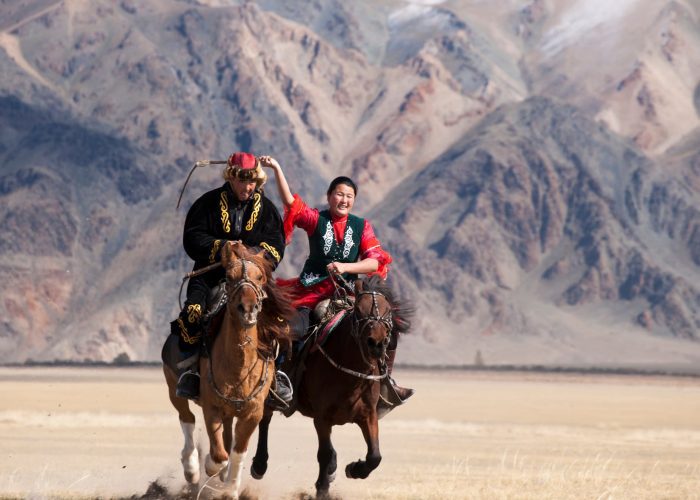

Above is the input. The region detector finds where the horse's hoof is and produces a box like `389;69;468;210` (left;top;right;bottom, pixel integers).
184;469;200;484
205;454;228;478
314;484;330;498
219;466;229;481
182;449;200;484
250;462;266;480
345;460;366;479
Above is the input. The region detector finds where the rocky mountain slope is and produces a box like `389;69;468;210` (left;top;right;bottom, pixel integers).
0;0;699;366
376;96;700;365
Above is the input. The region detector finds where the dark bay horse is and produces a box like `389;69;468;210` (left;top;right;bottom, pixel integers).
251;275;412;496
162;241;295;499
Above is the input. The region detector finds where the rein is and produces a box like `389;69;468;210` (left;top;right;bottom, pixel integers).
207;257;271;411
317;343;387;381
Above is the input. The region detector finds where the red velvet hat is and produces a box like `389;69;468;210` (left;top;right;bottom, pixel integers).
225;151;266;187
228;152;257;170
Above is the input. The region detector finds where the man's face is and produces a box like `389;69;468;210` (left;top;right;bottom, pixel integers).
230;177;257;201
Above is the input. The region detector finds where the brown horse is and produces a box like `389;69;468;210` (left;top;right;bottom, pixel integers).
162;241;295;499
251;275;412;496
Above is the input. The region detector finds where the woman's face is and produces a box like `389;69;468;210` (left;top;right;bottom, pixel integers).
327;183;355;218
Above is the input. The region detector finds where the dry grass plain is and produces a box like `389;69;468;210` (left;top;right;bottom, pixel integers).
1;366;699;499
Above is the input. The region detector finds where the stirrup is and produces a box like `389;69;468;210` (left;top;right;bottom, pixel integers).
389;376;414;401
176;370;200;400
377;376;414;419
266;371;293;410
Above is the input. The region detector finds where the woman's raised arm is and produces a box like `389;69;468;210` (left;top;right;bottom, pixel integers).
259;155;295;208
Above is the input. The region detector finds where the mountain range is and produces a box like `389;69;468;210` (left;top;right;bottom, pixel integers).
1;0;699;367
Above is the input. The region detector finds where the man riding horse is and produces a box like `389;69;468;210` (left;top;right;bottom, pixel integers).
167;152;292;403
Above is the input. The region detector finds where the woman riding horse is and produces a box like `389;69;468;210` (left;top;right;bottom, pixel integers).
259;155;413;400
250;274;413;496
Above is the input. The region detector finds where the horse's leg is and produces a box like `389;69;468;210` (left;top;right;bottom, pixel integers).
222;415;259;499
345;413;381;479
220;414;234;480
203;409;229;478
313;418;337;496
164;366;199;484
251;409;273;479
222;414;234;460
179;420;200;484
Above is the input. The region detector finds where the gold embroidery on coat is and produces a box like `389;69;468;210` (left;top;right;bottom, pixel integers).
209;239;222;264
187;304;202;323
260;241;280;262
177;318;200;344
220;192;230;233
245;193;261;231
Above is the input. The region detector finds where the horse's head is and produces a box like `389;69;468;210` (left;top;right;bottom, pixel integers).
352;278;393;361
221;241;268;327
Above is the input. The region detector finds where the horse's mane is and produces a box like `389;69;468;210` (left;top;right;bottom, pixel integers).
360;275;414;335
233;244;296;351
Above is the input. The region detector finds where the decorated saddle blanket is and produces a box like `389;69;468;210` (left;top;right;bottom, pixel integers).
310;309;349;351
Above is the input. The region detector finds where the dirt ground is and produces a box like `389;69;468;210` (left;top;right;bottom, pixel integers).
1;366;699;499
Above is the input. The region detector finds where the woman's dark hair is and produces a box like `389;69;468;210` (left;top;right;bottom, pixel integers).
327;176;358;197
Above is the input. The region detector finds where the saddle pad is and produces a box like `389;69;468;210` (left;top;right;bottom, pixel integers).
312;309;348;351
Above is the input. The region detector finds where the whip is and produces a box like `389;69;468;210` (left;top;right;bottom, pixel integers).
176;160;228;210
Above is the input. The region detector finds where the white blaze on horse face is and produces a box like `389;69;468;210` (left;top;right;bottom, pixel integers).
180;421;200;484
236;289;261;326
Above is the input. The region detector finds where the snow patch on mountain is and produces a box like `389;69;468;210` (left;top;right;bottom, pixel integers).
540;0;645;57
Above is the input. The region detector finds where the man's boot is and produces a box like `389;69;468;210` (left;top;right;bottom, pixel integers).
267;369;293;410
386;349;414;401
175;351;200;400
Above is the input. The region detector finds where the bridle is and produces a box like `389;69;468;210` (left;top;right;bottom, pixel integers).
224;258;267;307
350;290;393;364
352;290;393;340
208;257;272;410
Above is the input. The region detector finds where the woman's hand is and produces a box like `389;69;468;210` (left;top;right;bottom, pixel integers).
327;262;347;275
259;155;294;207
258;155;280;170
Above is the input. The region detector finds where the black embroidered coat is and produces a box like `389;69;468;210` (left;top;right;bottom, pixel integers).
183;182;285;276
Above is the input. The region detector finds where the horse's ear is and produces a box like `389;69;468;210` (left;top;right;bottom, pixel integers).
230;240;245;258
355;279;363;292
252;246;267;260
221;240;233;267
